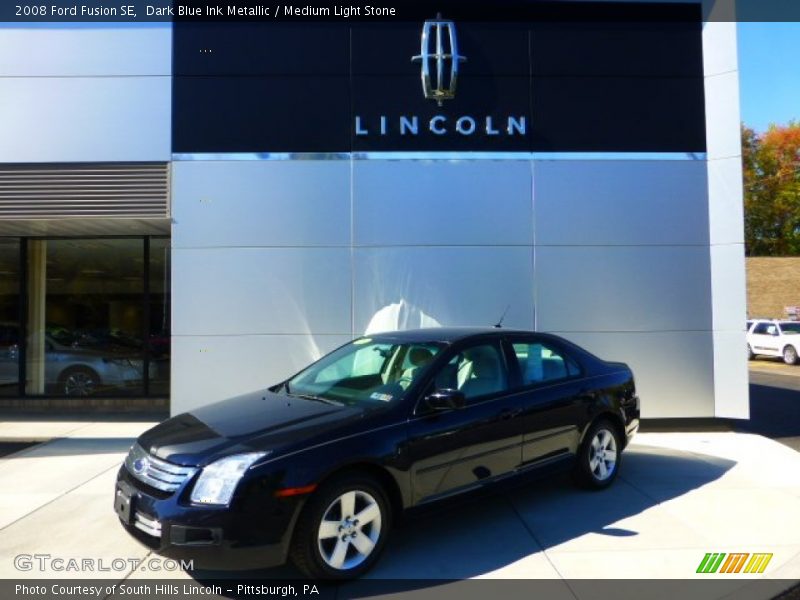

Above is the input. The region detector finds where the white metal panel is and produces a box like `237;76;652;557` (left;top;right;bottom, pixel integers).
707;156;745;246
551;330;716;418
534;160;709;246
535;246;712;332
353;160;533;247
171;161;350;248
0;77;170;163
171;247;352;336
0;24;171;76
710;243;747;332
171;334;351;414
702;21;738;77
352;246;534;334
712;330;749;419
704;70;742;161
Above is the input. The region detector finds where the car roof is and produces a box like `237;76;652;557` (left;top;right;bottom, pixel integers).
364;327;552;344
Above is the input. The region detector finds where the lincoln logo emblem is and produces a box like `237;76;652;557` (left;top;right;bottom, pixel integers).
411;14;466;106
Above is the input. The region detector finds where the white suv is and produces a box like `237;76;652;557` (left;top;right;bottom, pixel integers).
747;319;800;365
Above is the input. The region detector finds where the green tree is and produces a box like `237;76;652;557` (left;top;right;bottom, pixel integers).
743;122;800;256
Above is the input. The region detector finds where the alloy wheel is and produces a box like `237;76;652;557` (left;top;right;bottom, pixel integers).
64;370;97;396
317;490;382;571
785;346;797;365
589;429;618;481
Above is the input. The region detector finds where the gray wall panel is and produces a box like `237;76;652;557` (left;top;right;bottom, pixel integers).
0;25;171;76
353;246;534;334
171;334;350;414
0;77;170;162
172;247;352;336
551;330;715;418
535;246;712;332
534;160;709;246
353;160;533;247
172;161;350;248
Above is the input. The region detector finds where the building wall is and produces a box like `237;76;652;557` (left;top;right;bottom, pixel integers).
169;7;747;419
0;24;172;163
747;257;800;319
0;4;748;420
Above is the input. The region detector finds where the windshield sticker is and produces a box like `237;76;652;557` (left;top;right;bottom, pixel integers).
370;392;393;402
354;338;372;345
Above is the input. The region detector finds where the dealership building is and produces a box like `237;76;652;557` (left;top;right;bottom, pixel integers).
0;0;747;419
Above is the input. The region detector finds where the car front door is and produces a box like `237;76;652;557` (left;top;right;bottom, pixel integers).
505;336;586;466
751;322;780;355
405;340;524;504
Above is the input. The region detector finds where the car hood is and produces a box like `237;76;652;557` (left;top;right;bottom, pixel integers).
137;390;365;466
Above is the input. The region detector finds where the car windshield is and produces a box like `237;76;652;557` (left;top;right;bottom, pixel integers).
782;323;800;334
283;338;446;407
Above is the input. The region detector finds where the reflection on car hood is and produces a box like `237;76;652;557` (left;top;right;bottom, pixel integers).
137;390;363;466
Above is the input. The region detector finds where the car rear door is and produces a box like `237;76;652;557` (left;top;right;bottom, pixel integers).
405;339;524;504
504;335;587;466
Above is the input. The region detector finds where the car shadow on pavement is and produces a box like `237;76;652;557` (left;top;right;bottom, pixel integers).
188;444;735;591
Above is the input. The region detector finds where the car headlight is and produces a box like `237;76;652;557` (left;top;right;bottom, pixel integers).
190;452;268;506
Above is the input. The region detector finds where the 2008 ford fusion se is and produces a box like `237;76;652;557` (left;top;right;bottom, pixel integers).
115;328;640;578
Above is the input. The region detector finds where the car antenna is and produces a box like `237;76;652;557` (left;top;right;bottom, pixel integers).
493;305;510;328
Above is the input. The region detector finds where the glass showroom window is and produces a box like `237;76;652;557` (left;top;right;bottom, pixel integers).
20;238;170;398
0;240;21;396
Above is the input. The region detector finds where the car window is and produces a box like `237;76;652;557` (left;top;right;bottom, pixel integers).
434;342;508;402
512;341;580;386
767;325;778;335
753;323;770;335
288;339;445;406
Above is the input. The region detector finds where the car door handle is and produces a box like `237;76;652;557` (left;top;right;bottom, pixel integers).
499;408;522;420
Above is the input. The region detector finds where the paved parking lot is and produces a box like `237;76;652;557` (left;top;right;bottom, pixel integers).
746;362;800;451
0;417;799;599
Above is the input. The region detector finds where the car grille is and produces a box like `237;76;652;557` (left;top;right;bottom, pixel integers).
124;443;197;493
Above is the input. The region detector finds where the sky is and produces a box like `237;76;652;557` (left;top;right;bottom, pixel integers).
737;22;800;132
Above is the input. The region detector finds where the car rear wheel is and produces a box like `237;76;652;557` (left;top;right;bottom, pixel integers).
573;419;622;490
290;474;391;579
747;344;755;360
59;366;100;397
784;345;798;365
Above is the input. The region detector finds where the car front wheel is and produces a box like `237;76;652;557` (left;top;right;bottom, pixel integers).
573;419;622;490
784;345;798;365
290;474;391;579
747;344;755;360
60;366;100;396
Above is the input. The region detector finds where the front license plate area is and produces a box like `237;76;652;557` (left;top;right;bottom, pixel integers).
115;481;135;525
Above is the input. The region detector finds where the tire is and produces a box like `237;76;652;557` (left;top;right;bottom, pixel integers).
573;418;622;490
747;344;755;361
59;366;100;397
289;473;391;580
784;345;798;366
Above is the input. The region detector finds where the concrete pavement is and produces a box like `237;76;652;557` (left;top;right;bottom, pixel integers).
0;418;799;599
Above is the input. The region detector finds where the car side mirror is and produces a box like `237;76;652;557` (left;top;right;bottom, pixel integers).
424;389;465;411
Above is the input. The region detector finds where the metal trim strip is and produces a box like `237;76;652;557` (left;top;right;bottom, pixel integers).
172;152;707;162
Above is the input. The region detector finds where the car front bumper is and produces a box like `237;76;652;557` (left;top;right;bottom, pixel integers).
114;466;304;570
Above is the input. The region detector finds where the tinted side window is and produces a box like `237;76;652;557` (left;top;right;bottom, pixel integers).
512;342;580;386
434;343;509;402
753;323;769;334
